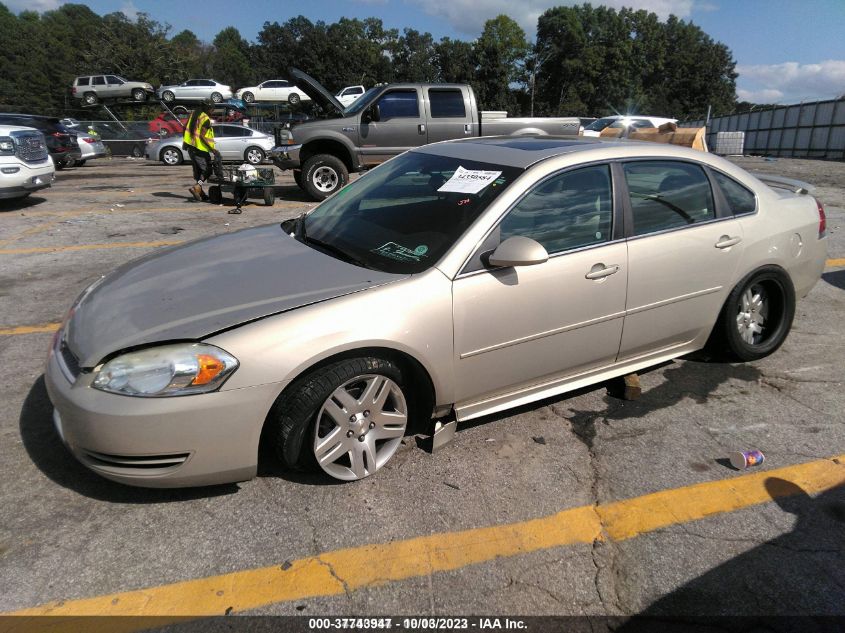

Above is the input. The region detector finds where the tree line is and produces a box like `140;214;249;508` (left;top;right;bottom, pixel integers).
0;2;737;121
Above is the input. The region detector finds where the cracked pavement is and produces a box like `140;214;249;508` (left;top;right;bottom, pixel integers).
1;157;844;617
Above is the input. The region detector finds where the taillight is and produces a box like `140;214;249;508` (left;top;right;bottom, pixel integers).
82;137;97;143
816;198;827;238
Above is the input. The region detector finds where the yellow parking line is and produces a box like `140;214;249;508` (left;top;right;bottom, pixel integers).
4;455;842;618
827;258;845;268
0;323;60;336
0;240;183;255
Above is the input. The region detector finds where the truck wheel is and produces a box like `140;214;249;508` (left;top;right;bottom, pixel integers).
302;154;348;201
293;170;302;188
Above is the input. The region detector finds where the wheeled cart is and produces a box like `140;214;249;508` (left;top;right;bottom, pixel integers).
208;165;276;213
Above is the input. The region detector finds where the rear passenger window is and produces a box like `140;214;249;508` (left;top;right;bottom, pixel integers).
377;90;419;118
712;171;756;215
623;161;715;236
499;165;613;254
429;89;466;118
92;76;105;86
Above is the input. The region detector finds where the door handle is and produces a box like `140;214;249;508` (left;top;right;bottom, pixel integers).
464;124;472;134
585;264;620;280
418;124;426;135
715;235;742;249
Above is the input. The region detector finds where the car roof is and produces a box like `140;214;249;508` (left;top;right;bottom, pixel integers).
412;135;704;169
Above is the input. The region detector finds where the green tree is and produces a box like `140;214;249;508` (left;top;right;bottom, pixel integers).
210;26;252;89
391;28;437;83
434;38;476;84
473;15;529;112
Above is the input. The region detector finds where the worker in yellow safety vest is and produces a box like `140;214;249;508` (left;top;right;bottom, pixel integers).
183;100;221;201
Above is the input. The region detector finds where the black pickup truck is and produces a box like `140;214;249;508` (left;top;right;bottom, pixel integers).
271;69;582;200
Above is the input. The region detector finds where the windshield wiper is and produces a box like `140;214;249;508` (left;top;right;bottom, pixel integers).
303;235;368;268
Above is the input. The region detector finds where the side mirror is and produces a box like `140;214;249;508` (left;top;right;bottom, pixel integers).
365;104;381;123
487;236;548;268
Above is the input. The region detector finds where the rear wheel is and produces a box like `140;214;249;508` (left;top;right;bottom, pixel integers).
268;357;410;481
301;153;348;201
162;90;175;103
709;267;795;362
132;88;147;102
83;92;97;105
160;146;183;166
211;92;223;103
74;159;86;167
242;92;255;103
288;93;300;105
131;145;143;158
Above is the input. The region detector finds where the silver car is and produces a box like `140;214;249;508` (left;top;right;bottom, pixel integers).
46;137;828;487
144;124;274;166
158;80;233;104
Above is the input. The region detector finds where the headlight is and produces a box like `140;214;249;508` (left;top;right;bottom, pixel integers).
92;343;238;397
0;136;14;155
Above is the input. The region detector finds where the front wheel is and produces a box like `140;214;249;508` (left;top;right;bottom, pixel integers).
709;267;795;362
132;88;147;102
211;92;223;103
160;146;183;166
269;357;410;481
293;169;302;188
245;146;265;164
301;154;348;201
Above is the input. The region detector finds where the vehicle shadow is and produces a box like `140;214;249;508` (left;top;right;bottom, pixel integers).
614;477;845;630
19;376;238;502
822;269;845;291
0;195;49;211
151;191;197;201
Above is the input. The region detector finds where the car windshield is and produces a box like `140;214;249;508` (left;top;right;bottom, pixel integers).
343;87;382;115
584;117;619;132
299;151;523;274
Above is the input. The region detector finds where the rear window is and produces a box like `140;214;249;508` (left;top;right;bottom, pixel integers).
712;171;756;215
428;89;466;118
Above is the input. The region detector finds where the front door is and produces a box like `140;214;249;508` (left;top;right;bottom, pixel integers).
453;164;627;408
358;88;427;166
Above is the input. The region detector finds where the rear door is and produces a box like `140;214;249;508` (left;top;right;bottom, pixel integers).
358;88;427;166
105;75;125;99
425;87;474;143
618;159;744;360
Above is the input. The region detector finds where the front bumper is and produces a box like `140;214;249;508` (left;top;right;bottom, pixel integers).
45;338;283;488
0;160;54;199
268;144;302;170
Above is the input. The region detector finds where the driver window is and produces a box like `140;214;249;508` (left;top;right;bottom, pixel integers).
499;165;613;255
377;90;420;118
106;76;122;85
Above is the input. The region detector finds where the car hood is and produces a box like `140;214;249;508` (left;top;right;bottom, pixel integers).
66;225;407;367
289;68;345;115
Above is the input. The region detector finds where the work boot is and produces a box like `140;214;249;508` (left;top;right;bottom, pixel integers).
188;184;203;201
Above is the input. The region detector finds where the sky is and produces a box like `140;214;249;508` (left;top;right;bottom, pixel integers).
7;0;845;105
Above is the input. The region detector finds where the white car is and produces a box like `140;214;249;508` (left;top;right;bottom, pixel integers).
145;124;275;166
582;115;677;137
158;80;233;104
0;124;54;200
235;80;311;105
335;85;366;107
62;121;107;166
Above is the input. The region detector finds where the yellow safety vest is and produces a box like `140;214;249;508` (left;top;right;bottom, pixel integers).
183;111;215;152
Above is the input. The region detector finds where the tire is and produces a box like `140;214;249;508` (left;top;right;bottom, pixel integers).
709;267;796;362
132;88;147;102
211;92;223;103
288;92;300;105
83;92;97;105
131;145;143;158
173;105;189;116
268;357;410;481
208;185;222;204
301;153;348;201
245;146;265;165
54;158;67;170
162;90;175;103
293;169;302;188
243;92;254;104
74;159;86;167
263;187;275;206
160;146;183;166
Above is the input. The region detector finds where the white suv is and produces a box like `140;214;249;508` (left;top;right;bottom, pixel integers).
0;124;55;200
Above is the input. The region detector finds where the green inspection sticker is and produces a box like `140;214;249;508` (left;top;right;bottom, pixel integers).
371;242;429;262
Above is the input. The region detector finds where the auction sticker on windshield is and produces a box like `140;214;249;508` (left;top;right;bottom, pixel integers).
438;166;503;194
372;242;429;262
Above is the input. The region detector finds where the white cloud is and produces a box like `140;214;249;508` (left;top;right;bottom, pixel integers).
3;0;62;11
405;0;698;38
737;60;845;103
120;1;139;21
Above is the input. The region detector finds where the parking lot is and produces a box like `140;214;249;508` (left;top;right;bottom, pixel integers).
1;155;844;623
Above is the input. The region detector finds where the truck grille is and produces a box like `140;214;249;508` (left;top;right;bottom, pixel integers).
11;131;49;163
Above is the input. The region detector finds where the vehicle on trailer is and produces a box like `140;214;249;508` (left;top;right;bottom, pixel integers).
158;80;233;104
235;80;311;105
0;114;81;169
335;85;366;107
89;122;157;158
144;124;274;166
59;119;107;166
148;111;189;137
72;75;156;105
581;115;677;137
0;123;54;200
45;136;827;487
269;68;583;200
